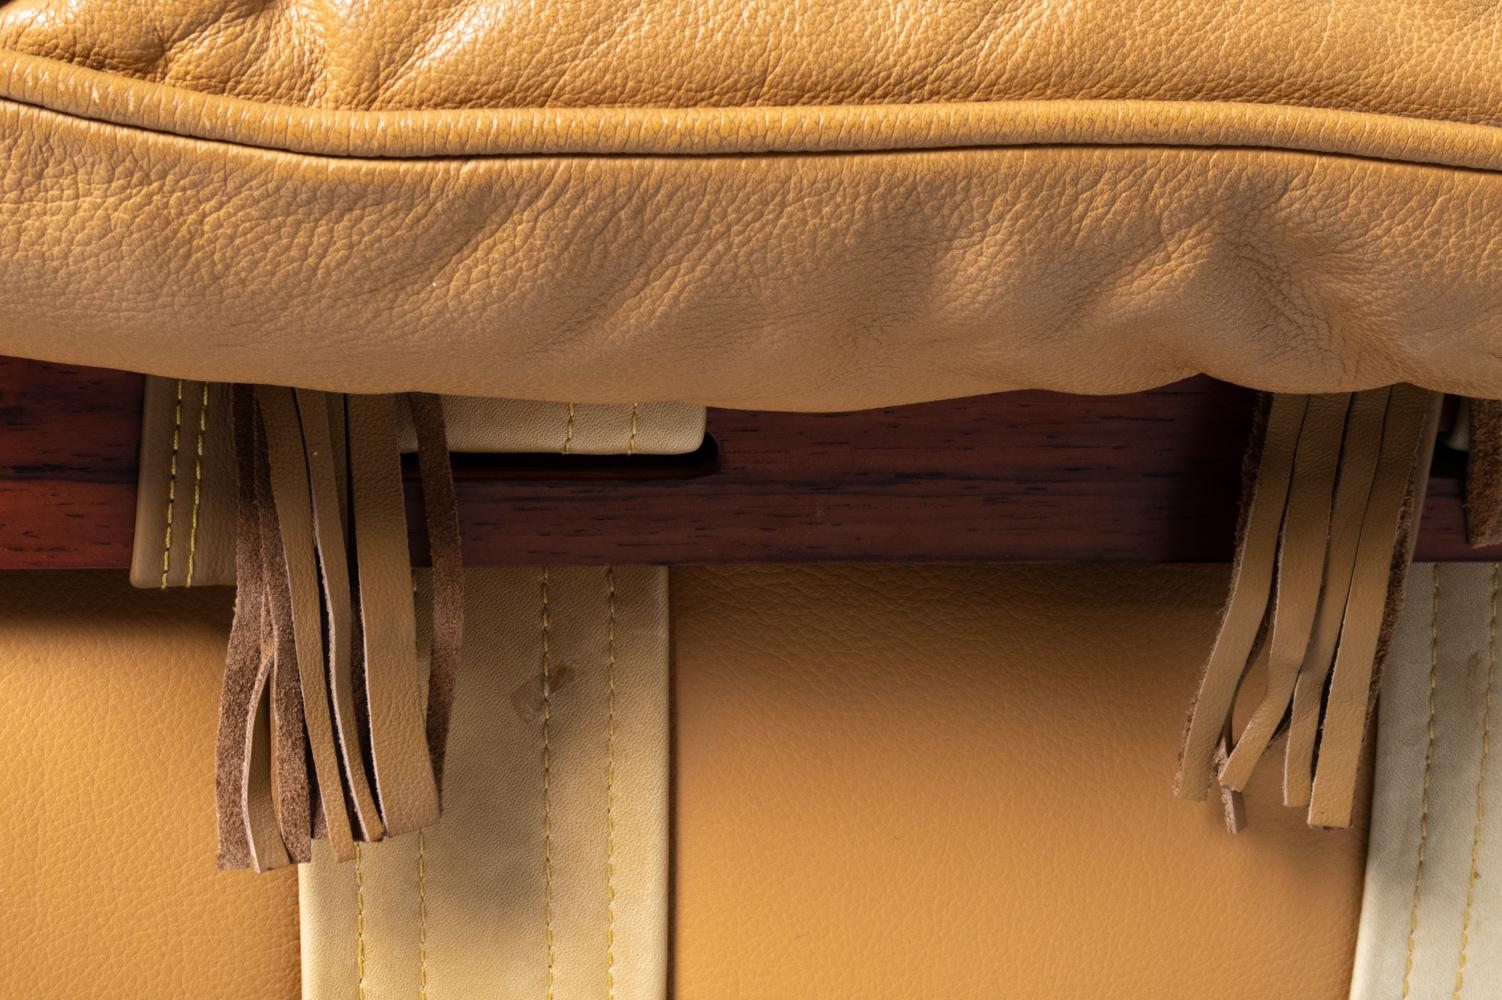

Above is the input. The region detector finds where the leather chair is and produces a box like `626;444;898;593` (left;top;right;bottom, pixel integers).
2;3;1501;997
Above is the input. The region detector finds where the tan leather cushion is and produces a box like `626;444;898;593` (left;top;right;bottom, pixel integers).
0;572;298;1000
4;4;1502;404
672;564;1370;999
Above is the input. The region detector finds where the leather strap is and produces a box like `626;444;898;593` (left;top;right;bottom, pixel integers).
348;393;439;834
131;381;705;588
1218;392;1349;790
1282;387;1391;807
1179;385;1441;828
409;392;464;791
300;567;671;1000
258;385;358;863
1351;563;1502;997
1177;393;1308;799
1309;383;1442;828
295;388;385;844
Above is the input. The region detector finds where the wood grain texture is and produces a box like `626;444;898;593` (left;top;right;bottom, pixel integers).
0;358;1494;567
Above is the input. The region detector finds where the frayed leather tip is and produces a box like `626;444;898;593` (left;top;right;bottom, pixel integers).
214;386;463;871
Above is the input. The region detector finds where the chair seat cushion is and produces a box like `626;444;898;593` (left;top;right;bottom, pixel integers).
3;2;1502;406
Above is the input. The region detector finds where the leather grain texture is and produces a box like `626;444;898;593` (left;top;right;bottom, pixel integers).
671;564;1371;1000
0;571;299;1000
1351;563;1502;1000
300;568;669;1000
6;6;1502;403
5;1;1501;119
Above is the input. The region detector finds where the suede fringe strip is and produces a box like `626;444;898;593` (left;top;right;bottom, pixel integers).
215;386;463;871
1176;385;1441;830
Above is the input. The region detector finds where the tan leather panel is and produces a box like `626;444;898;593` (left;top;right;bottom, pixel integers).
671;564;1371;1000
3;0;1501;127
0;572;298;1000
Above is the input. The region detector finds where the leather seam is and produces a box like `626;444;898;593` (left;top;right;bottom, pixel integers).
184;381;209;587
158;378;184;589
563;404;576;456
605;565;619;999
1452;565;1498;999
627;405;639;456
541;569;556;1000
1403;563;1442;998
418;829;430;1000
355;843;368;1000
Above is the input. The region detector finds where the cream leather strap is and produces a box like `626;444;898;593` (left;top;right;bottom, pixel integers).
300;568;670;1000
1352;563;1502;999
130;377;706;588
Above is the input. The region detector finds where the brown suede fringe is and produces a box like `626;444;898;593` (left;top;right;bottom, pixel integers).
214;386;463;871
1465;398;1502;547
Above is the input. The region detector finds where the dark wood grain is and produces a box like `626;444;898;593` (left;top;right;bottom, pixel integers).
1;357;1495;567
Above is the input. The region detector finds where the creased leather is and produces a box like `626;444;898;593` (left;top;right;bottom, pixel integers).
7;2;1502;127
10;98;1502;406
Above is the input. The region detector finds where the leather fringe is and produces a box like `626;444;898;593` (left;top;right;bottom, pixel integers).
214;386;463;871
1464;398;1502;547
1176;385;1441;830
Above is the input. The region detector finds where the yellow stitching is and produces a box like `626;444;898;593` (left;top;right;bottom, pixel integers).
1453;565;1498;999
184;381;209;587
563;403;577;455
419;829;430;1000
1404;564;1442;998
627;404;639;456
158;378;185;588
355;843;368;1000
605;566;619;999
541;569;556;1000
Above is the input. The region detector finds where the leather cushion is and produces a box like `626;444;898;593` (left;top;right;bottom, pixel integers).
2;1;1500;123
5;6;1502;404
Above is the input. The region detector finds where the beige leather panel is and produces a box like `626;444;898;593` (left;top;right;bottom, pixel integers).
9;99;1502;406
301;568;669;1000
1352;564;1502;999
3;1;1502;128
0;572;298;1000
130;379;705;588
671;564;1371;1000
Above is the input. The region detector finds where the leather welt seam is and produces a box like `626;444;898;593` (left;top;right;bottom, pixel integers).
7;51;1502;173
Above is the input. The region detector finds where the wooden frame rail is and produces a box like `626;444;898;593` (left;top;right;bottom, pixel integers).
0;358;1492;568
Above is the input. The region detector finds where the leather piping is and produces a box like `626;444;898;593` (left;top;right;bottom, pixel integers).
8;50;1502;170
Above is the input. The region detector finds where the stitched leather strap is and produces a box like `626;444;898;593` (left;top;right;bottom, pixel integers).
1351;563;1502;997
300;568;670;1000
